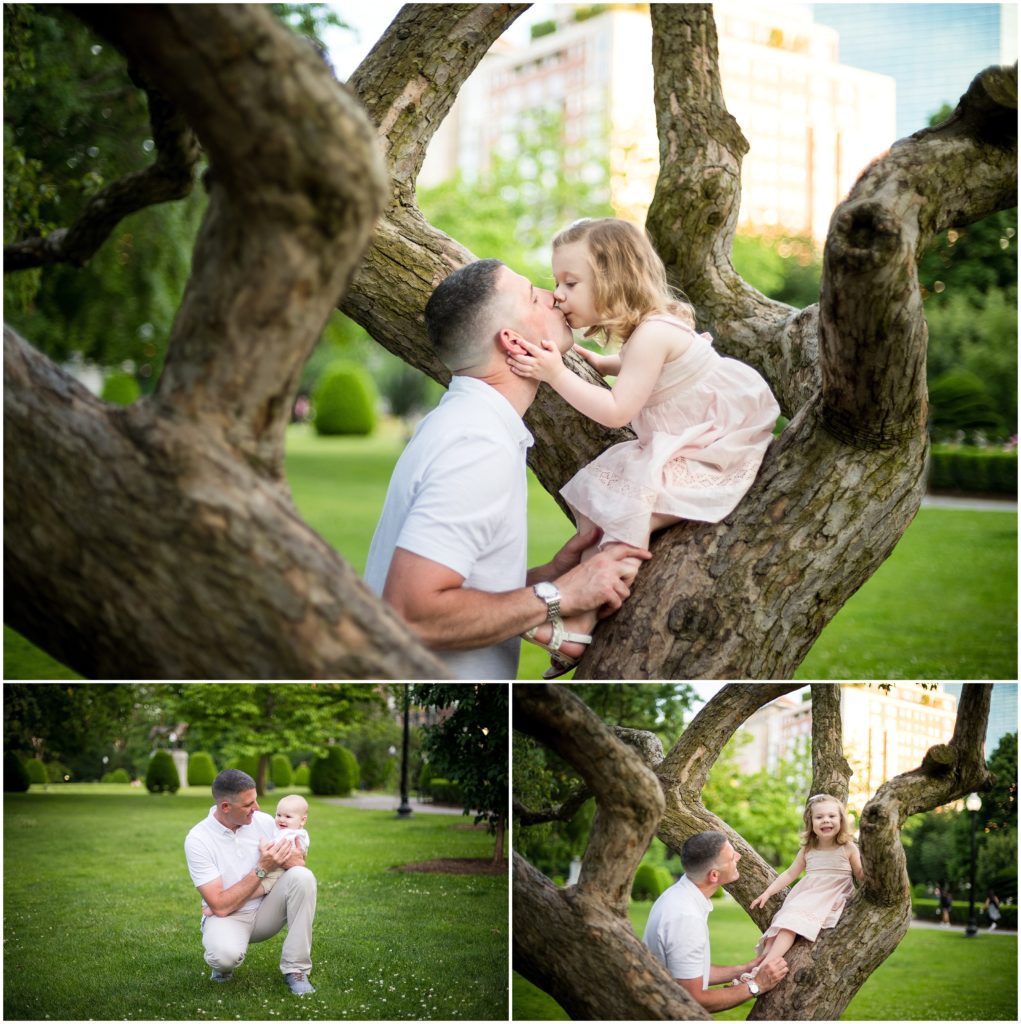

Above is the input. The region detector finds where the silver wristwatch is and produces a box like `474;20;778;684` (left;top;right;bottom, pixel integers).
747;979;760;996
255;867;268;878
532;581;562;623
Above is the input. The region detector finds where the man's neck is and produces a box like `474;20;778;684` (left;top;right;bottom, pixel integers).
213;808;241;833
690;876;718;901
455;366;537;419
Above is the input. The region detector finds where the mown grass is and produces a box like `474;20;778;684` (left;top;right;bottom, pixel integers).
513;896;1017;1020
4;424;1016;680
3;788;507;1020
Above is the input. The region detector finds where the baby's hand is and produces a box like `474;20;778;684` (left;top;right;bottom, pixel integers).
507;338;566;384
201;905;213;917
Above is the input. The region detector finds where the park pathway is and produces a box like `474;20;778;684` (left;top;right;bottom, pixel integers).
922;494;1017;512
321;794;465;815
909;917;1015;936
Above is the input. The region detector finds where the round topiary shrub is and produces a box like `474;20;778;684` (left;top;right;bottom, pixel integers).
312;362;378;436
228;754;260;781
187;751;217;787
146;750;180;793
25;757;48;784
309;746;358;796
292;762;310;786
339;746;359;792
271;754;293;788
632;863;674;901
101;371;141;406
102;767;131;784
4;751;30;792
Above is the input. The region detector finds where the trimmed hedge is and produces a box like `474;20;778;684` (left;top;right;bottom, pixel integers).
929;444;1018;495
25;757;48;784
427;778;463;805
913;896;1016;930
101;371;141;406
271;754;293;788
146;750;180;793
312;362;377;436
309;746;359;796
293;762;310;786
632;863;675;901
187;751;217;787
4;751;30;792
101;768;132;783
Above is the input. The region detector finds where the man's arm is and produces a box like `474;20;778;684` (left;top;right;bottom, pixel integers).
197;838;298;918
383;545;649;651
678;958;788;1013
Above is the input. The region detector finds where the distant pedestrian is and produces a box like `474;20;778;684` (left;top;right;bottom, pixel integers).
938;885;953;927
982;889;1002;931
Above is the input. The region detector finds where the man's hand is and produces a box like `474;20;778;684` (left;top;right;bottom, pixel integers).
257;836;294;873
547;526;602;577
555;545;651;617
754;959;788;993
281;838;306;870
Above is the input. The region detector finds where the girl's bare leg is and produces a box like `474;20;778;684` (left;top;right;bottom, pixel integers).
759;928;797;966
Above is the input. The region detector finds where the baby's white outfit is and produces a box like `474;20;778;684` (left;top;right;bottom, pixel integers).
262;827;311;893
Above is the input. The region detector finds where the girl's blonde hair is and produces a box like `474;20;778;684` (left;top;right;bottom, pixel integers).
552;218;695;346
800;793;854;849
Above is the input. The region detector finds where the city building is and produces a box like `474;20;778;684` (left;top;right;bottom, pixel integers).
420;2;897;240
811;3;1018;139
733;684;960;811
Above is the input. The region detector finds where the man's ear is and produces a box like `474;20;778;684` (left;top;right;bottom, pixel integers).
497;328;528;356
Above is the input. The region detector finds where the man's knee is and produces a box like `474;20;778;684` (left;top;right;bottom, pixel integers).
203;940;247;971
284;866;317;893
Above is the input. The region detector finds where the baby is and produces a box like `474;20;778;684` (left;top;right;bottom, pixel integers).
262;794;310;893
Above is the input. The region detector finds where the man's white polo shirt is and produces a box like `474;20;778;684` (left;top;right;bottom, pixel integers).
643;874;713;988
365;374;533;680
184;807;278;912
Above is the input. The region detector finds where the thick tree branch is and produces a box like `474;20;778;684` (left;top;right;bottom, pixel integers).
76;4;387;472
4;67;199;273
513;785;591;826
809;683;851;802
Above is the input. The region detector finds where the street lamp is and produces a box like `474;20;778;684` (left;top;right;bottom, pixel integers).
964;792;982;937
397;684;413;818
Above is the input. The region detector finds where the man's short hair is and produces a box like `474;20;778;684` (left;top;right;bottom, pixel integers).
211;768;256;804
424;258;505;372
681;831;728;879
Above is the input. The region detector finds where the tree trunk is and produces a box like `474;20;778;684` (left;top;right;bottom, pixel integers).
513;683;993;1020
3;4;1016;678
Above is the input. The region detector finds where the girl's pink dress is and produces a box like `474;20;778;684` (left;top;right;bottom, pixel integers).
560;321;780;547
756;844;856;954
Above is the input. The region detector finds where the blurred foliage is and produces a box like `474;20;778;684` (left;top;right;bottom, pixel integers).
732;230;822;310
3;4;350;391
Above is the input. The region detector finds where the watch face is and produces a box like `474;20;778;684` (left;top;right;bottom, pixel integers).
535;582;557;599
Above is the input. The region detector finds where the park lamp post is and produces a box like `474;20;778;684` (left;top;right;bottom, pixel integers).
397;684;413;818
965;792;982;937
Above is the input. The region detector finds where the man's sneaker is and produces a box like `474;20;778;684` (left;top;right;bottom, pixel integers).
210;969;233;983
285;972;316;995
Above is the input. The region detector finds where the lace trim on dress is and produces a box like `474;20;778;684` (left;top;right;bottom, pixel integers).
587;456;759;509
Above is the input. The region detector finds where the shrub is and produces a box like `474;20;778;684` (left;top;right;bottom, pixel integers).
911;896;1016;930
187;751;217;787
4;751;30;792
928;444;1018;495
271;754;293;788
418;761;433;797
25;757;48;784
632;863;674;901
227;754;260;781
146;750;180;793
928;369;1005;441
339;746;360;792
47;761;72;783
101;371;141;406
428;778;463;805
312;361;377;436
102;767;131;784
309;746;358;796
293;762;310;786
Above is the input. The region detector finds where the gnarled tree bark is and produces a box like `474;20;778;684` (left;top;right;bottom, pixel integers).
513;683;993;1020
3;3;1016;677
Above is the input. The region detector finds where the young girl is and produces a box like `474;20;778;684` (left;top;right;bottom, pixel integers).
508;217;780;676
744;794;864;975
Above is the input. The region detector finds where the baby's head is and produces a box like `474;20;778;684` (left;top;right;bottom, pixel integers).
275;794;309;831
551;217;694;343
800;793;853;848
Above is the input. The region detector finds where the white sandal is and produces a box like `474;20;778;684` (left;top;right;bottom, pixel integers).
523;620;593;679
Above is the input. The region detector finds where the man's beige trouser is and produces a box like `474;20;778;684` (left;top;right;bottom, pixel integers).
202;866;316;975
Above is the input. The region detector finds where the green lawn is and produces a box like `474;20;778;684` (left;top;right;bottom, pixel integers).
513;896;1017;1020
4;424;1016;679
3;787;507;1020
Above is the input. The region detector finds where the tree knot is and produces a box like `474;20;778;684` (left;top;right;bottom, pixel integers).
921;742;956;775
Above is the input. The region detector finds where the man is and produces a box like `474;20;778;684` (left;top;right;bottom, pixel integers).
365;258;649;679
644;831;789;1012
183;769;317;995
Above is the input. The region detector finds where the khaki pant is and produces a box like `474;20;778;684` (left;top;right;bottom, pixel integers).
202;866;317;975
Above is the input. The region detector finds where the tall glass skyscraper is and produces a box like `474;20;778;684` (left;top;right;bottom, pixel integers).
944;683;1018;757
811;4;1014;140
